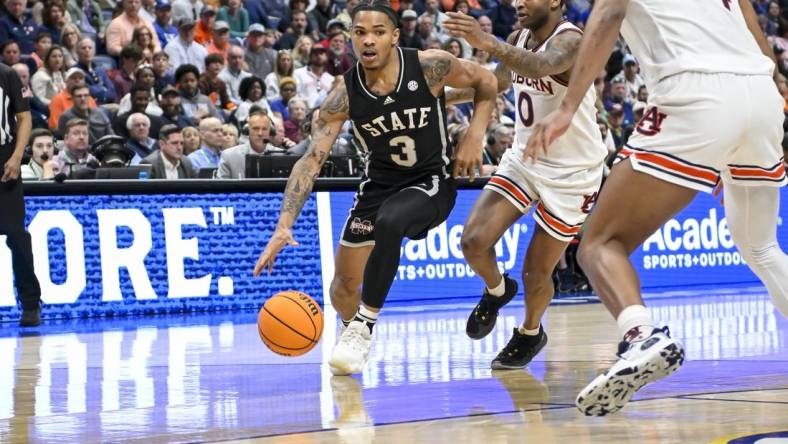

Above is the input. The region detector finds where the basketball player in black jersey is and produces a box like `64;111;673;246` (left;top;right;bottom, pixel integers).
253;0;498;375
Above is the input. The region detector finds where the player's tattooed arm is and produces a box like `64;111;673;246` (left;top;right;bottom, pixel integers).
421;51;453;92
277;82;348;229
445;61;511;105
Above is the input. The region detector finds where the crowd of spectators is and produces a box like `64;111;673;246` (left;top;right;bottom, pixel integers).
4;0;788;180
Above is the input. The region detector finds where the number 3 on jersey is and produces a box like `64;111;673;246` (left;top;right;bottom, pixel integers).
389;135;417;167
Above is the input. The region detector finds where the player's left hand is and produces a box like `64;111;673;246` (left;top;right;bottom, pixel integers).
525;108;573;164
452;131;483;181
444;12;489;49
1;153;22;182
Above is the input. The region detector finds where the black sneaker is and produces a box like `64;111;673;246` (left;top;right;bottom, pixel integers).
491;326;548;370
19;307;41;327
466;274;518;340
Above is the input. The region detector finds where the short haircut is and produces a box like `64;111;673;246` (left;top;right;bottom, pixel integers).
1;40;20;52
130;82;150;96
287;96;307;111
159;124;181;141
30;128;53;145
204;53;224;67
68;82;89;96
174;64;200;83
352;0;398;27
64;118;88;135
120;45;143;61
153;50;169;60
127;112;150;130
35;32;52;43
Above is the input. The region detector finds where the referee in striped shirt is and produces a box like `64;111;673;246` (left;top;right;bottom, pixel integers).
0;63;41;327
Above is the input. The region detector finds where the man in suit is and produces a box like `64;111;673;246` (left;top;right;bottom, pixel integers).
217;113;273;178
141;124;197;179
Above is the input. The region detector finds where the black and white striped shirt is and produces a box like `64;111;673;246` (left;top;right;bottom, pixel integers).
0;64;29;147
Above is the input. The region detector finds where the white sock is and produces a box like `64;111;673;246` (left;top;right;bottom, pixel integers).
353;305;378;334
487;275;506;297
518;324;540;336
616;305;655;342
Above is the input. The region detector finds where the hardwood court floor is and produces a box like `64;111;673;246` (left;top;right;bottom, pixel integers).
0;287;786;443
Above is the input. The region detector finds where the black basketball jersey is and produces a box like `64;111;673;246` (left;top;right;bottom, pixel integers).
344;47;451;187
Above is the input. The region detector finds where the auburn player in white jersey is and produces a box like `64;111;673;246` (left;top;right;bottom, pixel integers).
529;0;788;416
443;0;606;369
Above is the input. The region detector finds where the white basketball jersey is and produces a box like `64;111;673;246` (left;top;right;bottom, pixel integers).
621;0;775;91
511;21;606;172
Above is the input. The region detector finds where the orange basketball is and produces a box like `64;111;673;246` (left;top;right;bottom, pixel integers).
258;291;324;357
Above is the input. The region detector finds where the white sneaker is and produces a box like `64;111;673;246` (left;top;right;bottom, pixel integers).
576;326;685;416
329;321;372;376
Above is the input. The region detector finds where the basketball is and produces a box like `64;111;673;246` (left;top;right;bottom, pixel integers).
258;291;324;356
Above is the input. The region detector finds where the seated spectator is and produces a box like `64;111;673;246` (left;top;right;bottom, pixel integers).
220;45;251;105
106;0;162;56
612;54;645;104
483;124;512;168
283;97;306;143
472;47;496;71
276;0;308;33
49;67;98;130
245;24;276;80
165;17;208;71
443;38;464;59
399;10;424;50
607;103;633;149
234;76;269;126
291;35;313;69
637;84;648;103
113;83;165;138
476;15;499;41
269;113;296;150
265;50;294;101
131;26;159;62
40;0;68;45
118;64;163;115
308;0;338;37
141;124;196;178
217;113;272;178
489;0;515;38
30;33;52;69
21;129;57;180
182;125;201;155
194;6;216;45
217;0;249;39
175;63;223;123
152;51;175;91
293;46;334;108
269;76;296;120
55;118;99;177
58;84;114;142
126;113;158;162
417;14;441;45
153;0;178;47
1;41;24;68
188;116;225;171
172;0;204;24
108;45;144;102
424;36;442;50
75;36;118;105
325;31;353;76
319;18;347;46
206;21;232;62
422;0;447;32
604;79;634;126
60;24;81;67
66;0;106;40
0;0;40;54
12;63;49;129
158;85;191;127
200;53;234;110
31;46;67;106
276;11;310;50
221;123;238;149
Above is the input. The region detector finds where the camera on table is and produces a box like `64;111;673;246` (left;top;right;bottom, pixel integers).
91;135;135;167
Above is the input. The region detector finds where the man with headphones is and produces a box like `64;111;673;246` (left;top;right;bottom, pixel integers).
482;123;513;173
0;63;42;326
21;129;57;180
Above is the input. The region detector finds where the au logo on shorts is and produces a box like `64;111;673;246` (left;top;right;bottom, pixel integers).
408;80;418;91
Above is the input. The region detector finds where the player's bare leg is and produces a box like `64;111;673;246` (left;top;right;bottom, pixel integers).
330;245;374;324
575;159;696;415
461;190;523;339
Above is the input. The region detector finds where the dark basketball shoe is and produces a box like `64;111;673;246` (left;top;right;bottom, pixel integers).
491;326;548;370
19;307;41;327
466;274;518;340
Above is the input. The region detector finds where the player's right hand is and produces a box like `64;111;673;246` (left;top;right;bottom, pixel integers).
253;227;299;276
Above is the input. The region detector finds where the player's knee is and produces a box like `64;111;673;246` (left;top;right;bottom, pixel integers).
373;212;405;239
522;267;553;294
577;241;598;271
460;228;490;256
330;275;359;301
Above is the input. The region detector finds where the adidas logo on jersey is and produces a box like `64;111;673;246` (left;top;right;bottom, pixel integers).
384;96;395;105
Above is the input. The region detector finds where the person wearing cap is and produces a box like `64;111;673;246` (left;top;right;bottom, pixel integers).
57;83;113;143
220;45;252;105
292;45;333;108
171;0;203;23
106;0;162;56
194;5;216;45
154;0;178;46
159;85;191;127
48;67;98;131
206;20;232;61
317;18;347;47
217;0;249;39
269;76;297;120
165;16;208;71
398;9;425;50
245;23;277;79
611;53;645;104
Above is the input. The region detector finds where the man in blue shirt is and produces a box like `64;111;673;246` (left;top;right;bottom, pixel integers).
187;116;225;173
153;0;178;47
75;36;117;105
0;0;39;54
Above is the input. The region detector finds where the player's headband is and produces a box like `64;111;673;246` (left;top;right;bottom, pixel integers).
351;2;399;28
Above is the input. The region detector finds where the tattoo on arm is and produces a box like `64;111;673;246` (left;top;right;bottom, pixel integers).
422;53;452;89
490;31;581;79
493;62;511;92
445;87;475;105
